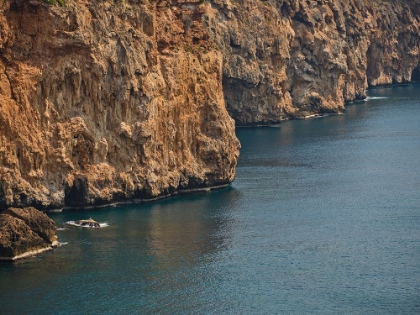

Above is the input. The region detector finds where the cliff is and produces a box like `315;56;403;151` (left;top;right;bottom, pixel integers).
205;0;420;124
0;0;240;210
0;207;57;260
0;0;418;210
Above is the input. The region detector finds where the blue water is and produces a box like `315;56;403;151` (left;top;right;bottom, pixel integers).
1;84;419;314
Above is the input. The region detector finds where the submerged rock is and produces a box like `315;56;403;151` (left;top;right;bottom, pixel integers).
0;207;57;261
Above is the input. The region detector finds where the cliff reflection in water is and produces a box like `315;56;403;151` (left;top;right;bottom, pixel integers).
0;189;241;314
53;187;240;277
138;191;239;293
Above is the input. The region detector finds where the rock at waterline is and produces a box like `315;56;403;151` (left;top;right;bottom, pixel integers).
0;207;58;261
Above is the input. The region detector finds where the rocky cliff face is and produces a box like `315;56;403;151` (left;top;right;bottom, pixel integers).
205;0;420;124
0;0;239;210
0;0;418;210
0;207;57;260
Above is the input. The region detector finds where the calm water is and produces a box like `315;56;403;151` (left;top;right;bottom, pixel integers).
1;84;419;314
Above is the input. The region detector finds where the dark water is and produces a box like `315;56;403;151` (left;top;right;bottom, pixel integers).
1;84;420;314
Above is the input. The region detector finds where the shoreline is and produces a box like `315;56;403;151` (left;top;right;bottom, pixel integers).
0;242;58;261
9;83;420;213
45;183;230;213
235;82;420;128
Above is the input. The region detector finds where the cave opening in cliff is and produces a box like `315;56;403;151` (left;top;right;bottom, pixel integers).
411;66;420;82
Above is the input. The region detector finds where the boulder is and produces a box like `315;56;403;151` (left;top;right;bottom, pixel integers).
0;207;57;261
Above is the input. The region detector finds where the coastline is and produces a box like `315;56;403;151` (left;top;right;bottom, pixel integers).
4;84;419;214
37;83;420;213
0;242;58;261
45;183;230;213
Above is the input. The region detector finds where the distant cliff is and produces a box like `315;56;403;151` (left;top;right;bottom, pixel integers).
206;0;420;124
0;0;418;210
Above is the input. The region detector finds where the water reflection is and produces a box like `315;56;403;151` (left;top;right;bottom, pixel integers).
52;188;242;268
1;188;242;314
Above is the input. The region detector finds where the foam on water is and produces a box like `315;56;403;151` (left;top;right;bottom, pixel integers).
365;96;388;101
64;221;109;228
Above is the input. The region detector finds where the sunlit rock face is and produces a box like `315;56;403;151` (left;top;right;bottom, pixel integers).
205;0;420;124
0;0;239;210
0;0;418;209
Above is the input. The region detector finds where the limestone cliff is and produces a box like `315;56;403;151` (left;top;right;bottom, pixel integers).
0;0;418;210
205;0;420;124
0;0;239;210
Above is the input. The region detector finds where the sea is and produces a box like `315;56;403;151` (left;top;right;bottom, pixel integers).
1;83;419;314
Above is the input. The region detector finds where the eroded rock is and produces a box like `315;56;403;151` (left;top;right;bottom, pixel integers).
0;207;57;260
0;0;240;210
0;0;418;209
205;0;420;124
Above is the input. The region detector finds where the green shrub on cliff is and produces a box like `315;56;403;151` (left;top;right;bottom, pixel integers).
44;0;66;6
